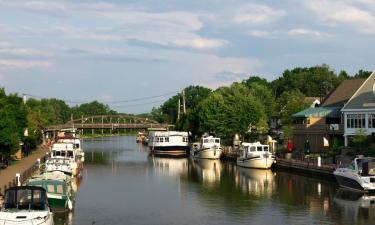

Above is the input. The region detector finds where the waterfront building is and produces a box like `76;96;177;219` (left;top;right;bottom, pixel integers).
292;79;365;152
341;71;375;146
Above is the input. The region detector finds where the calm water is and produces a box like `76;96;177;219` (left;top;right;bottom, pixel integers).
55;136;375;225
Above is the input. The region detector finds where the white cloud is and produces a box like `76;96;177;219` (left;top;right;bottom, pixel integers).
0;47;50;57
247;30;276;38
287;28;332;38
0;59;52;69
0;0;67;16
303;0;375;34
233;3;285;24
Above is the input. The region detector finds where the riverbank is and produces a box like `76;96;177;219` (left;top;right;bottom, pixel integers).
0;146;49;195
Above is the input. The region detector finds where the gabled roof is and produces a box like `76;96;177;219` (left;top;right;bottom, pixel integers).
292;106;341;118
342;71;375;111
321;79;366;107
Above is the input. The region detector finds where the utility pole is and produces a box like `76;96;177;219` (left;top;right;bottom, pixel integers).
182;89;186;114
177;98;181;120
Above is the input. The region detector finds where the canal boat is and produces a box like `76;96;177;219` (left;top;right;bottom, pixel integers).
148;131;189;156
237;142;275;169
136;132;147;143
0;186;54;225
48;143;81;177
28;172;74;211
45;158;73;176
191;136;222;159
333;156;375;192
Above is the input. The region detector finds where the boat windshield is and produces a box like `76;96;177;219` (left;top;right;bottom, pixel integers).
4;188;47;210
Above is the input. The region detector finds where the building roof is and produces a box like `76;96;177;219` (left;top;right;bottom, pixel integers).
292;106;341;118
321;79;365;107
342;71;375;111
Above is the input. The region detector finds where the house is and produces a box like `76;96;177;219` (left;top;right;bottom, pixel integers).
292;79;365;152
341;71;375;146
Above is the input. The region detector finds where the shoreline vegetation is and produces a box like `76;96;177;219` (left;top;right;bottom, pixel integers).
0;65;373;160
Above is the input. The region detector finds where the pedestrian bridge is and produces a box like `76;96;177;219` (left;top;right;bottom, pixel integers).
45;114;170;132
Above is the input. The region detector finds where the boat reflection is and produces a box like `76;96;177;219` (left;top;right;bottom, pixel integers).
235;167;275;196
149;155;188;176
190;159;222;185
334;188;375;222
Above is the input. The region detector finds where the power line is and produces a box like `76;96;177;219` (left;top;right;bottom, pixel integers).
23;90;180;105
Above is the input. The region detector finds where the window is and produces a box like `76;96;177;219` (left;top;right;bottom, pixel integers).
347;114;366;128
165;137;169;142
264;146;269;152
203;139;208;143
215;139;220;143
369;114;375;128
257;146;263;151
250;146;256;152
159;137;164;143
56;185;64;194
47;185;55;193
183;137;188;142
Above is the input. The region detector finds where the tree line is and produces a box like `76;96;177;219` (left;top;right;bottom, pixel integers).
0;91;117;158
150;65;372;143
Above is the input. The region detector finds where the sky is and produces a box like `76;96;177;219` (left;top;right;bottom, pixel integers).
0;0;375;114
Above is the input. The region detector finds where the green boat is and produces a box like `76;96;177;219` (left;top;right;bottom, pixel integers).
27;171;75;211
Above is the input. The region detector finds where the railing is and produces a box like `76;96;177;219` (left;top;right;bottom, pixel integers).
0;156;47;195
293;124;344;134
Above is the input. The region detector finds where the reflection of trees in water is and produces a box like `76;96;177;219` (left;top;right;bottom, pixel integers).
54;211;73;225
84;151;120;165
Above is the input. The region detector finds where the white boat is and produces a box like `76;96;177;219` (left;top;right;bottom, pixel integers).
191;136;222;159
0;186;54;225
237;142;275;169
333;156;375;192
148;131;189;156
47;143;81;177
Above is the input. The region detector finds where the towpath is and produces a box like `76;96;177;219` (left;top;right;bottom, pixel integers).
0;146;49;194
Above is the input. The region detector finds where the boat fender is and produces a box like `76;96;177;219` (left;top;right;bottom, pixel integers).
68;199;73;211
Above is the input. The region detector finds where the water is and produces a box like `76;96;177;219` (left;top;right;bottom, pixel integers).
55;136;375;225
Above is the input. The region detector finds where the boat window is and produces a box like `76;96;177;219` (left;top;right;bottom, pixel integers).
203;139;208;143
4;189;47;210
257;146;263;151
183;137;188;142
368;162;375;175
55;151;61;156
47;184;55;193
215;139;220;143
160;137;164;143
165;137;169;142
61;151;66;157
56;185;64;194
250;146;256;152
68;151;74;158
264;146;269;152
75;144;79;148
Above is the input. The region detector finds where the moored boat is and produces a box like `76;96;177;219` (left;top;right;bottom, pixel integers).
333;156;375;192
148;131;189;156
0;186;54;225
237;142;275;169
191;136;222;159
48;143;81;177
27;172;75;211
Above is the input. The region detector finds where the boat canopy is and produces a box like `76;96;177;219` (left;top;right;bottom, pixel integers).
3;186;48;210
356;158;375;176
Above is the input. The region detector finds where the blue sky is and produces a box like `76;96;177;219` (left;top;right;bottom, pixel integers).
0;0;374;113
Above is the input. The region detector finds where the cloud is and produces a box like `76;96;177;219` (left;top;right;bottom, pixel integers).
0;0;67;16
303;0;375;34
233;3;285;24
0;47;50;57
247;30;276;38
213;71;248;82
287;28;332;38
0;59;52;69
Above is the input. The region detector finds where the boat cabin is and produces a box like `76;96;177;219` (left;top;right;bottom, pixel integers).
201;136;220;147
2;186;48;211
28;179;68;198
352;157;375;176
240;142;270;157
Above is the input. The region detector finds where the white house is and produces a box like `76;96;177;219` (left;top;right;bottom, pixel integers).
341;71;375;146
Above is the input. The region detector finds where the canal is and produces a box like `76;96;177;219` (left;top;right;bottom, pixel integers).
55;136;375;225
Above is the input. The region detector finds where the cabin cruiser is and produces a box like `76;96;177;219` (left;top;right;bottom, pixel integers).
237;142;275;169
0;186;54;225
47;143;81;177
333;156;375;192
191;136;222;159
57;129;85;161
148;131;189;156
28;172;74;211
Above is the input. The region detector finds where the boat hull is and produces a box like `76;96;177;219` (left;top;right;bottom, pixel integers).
192;148;222;159
150;146;189;156
48;197;69;210
334;174;365;191
237;157;274;169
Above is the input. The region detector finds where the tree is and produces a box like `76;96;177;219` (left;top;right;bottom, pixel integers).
277;90;309;125
354;69;372;78
352;128;369;153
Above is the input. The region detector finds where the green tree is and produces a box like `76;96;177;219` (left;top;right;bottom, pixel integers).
354;69;372;78
278;90;309;125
